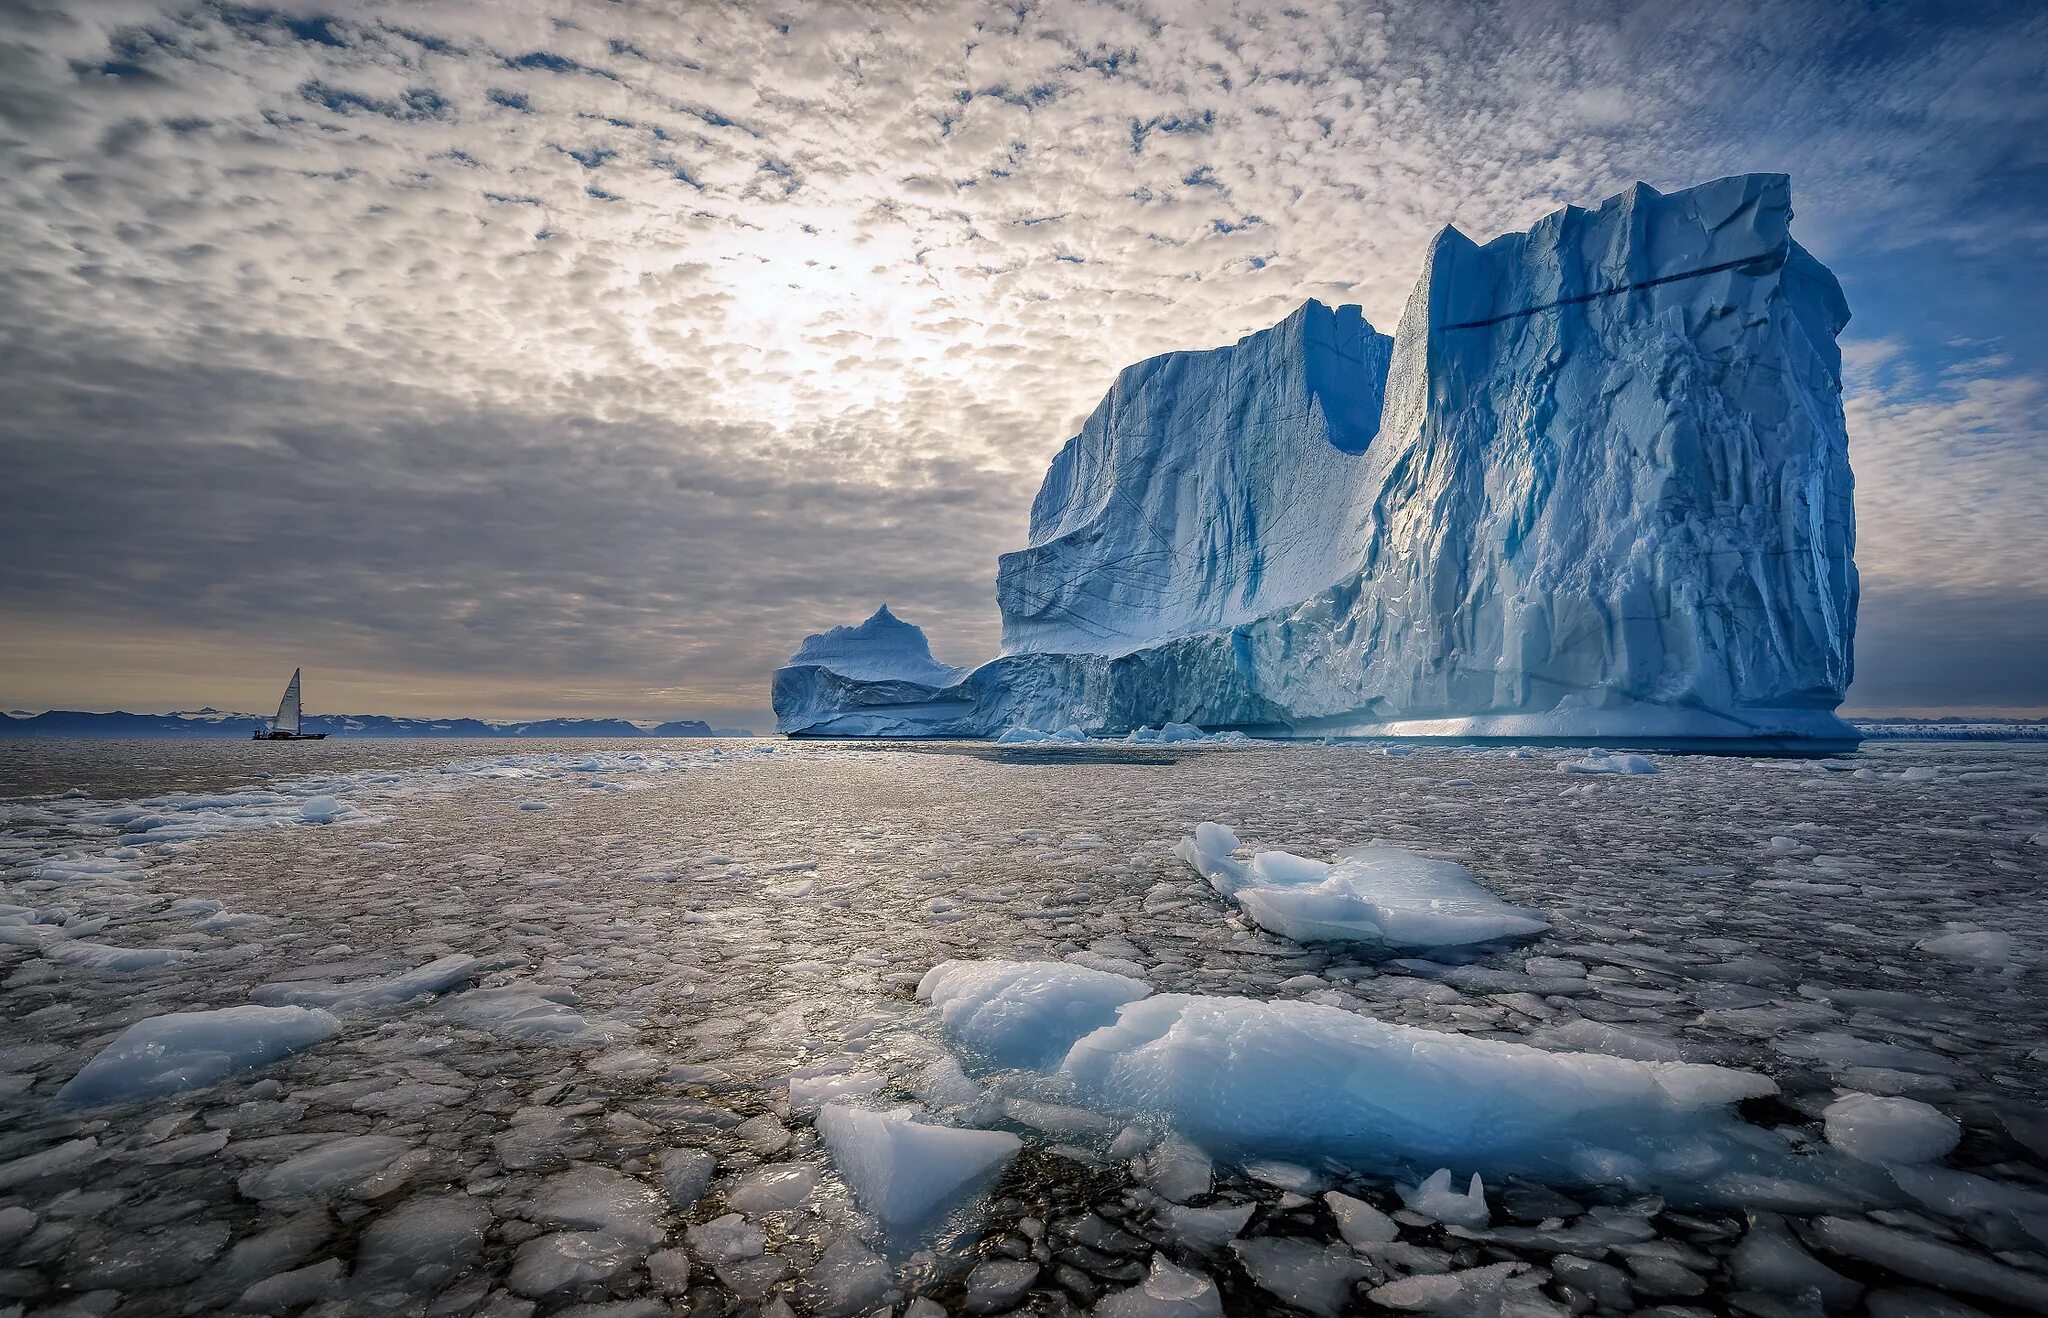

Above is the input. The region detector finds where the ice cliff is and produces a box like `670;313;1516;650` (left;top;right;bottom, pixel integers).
775;174;1858;746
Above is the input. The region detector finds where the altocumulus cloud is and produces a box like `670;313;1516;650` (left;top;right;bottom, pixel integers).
1;0;2043;721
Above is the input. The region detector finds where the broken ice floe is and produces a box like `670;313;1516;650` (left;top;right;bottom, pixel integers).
1174;824;1550;949
917;958;1903;1211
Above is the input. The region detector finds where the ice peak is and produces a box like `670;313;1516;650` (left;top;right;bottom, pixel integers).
782;604;966;690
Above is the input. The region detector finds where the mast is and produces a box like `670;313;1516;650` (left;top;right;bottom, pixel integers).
274;668;302;736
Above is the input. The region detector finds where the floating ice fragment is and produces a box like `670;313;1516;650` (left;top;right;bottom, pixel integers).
815;1105;1021;1234
658;1148;716;1209
1095;1254;1224;1318
1822;1093;1960;1164
238;1135;412;1201
59;1005;341;1105
1324;1190;1400;1245
918;959;1150;1069
1229;1237;1374;1318
1400;1168;1489;1227
1559;753;1659;775
1176;828;1548;949
1040;982;1783;1195
42;940;193;973
529;1166;668;1245
253;953;499;1011
1915;928;2014;967
994;726;1088;744
438;983;618;1044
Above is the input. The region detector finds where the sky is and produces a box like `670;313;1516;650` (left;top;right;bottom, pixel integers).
1;0;2043;729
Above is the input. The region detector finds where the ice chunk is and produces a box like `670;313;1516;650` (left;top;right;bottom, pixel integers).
252;953;496;1011
724;1162;820;1214
509;1230;642;1297
1730;1211;1862;1310
1400;1168;1489;1227
438;983;618;1044
815;1105;1021;1234
1095;1254;1224;1318
1047;983;1780;1193
658;1147;717;1209
918;959;1150;1069
1915;929;2014;967
1177;831;1548;949
238;1134;412;1200
42;940;194;973
1367;1262;1552;1314
1229;1237;1374;1318
528;1166;668;1245
1148;1200;1253;1253
963;1258;1039;1312
59;1005;341;1104
1804;1216;2048;1310
1559;753;1660;776
1822;1093;1960;1164
1138;1132;1212;1203
1323;1190;1399;1246
354;1193;492;1288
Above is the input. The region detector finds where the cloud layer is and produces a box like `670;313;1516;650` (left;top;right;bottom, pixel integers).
2;0;2043;720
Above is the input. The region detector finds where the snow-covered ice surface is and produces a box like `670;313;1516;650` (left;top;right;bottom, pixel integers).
1;736;2045;1316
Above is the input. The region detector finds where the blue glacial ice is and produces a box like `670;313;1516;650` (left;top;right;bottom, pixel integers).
917;960;1890;1210
775;174;1858;747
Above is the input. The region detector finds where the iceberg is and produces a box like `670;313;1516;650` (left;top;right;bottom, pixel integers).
774;175;1858;748
771;606;974;737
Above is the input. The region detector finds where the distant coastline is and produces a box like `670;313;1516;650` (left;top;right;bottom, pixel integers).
0;709;756;739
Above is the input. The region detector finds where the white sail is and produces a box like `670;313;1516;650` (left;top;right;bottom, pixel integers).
273;668;302;736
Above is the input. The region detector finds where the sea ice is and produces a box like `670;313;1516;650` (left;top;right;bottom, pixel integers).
58;1005;341;1104
1174;826;1549;949
252;953;498;1010
237;1134;413;1200
1559;752;1661;776
1094;1254;1224;1318
1822;1093;1960;1164
814;1105;1021;1235
918;959;1151;1069
1026;977;1791;1196
1400;1168;1490;1227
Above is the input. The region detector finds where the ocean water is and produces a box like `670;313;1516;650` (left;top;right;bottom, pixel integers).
0;737;2043;1315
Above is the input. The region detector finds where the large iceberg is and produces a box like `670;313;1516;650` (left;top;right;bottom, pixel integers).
775;175;1858;747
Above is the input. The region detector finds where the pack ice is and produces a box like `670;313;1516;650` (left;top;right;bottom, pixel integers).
775;174;1858;747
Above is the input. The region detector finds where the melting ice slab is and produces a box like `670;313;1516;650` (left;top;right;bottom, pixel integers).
816;1104;1021;1236
1175;824;1549;949
59;1005;341;1104
916;960;1874;1205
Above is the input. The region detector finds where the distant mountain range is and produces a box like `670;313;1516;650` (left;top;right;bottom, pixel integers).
0;709;756;739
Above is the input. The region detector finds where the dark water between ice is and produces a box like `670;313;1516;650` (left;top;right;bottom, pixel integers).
0;737;2043;1316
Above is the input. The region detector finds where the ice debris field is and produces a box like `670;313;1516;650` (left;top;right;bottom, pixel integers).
0;734;2044;1317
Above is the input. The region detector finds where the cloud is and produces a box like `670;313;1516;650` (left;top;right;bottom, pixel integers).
0;0;2043;717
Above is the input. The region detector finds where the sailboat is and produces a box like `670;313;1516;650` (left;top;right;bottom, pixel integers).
252;668;329;740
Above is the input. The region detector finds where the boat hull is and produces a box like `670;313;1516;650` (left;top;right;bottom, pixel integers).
252;731;328;740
